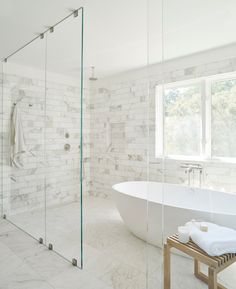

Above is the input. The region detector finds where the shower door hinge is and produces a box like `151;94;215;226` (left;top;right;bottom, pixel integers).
39;237;43;244
72;258;77;266
3;214;6;219
48;243;53;250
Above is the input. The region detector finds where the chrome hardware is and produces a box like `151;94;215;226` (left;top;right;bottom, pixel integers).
72;258;77;266
64;144;71;151
39;237;43;244
73;10;78;17
48;243;53;250
180;163;203;187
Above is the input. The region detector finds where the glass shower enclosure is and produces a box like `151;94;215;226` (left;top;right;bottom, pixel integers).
1;8;84;268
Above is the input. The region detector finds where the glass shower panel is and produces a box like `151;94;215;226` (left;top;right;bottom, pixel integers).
2;36;46;241
87;0;150;287
0;63;3;218
45;9;83;267
205;75;236;288
160;0;236;288
146;0;164;288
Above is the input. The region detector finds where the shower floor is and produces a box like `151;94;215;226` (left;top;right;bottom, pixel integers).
0;196;235;289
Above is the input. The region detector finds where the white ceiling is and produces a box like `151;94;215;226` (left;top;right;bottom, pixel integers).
1;0;236;78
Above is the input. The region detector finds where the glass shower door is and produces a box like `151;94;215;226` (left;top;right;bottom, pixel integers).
0;63;3;218
45;8;84;268
157;1;236;288
2;35;47;242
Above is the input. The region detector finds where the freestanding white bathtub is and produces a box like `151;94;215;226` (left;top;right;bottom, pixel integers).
112;181;236;247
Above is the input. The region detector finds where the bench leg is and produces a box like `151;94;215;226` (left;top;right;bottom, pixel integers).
194;260;227;289
208;267;217;289
194;259;200;278
164;243;171;289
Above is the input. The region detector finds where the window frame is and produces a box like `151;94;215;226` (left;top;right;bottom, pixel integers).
155;71;236;163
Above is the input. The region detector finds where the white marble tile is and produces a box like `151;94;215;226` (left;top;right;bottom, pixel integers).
104;234;161;274
0;238;53;289
48;266;112;289
86;253;146;289
1;197;236;289
0;219;111;289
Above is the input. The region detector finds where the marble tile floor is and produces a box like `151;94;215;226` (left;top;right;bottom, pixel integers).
1;196;236;289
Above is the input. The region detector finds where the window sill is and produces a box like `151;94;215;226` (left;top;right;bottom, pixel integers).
155;155;236;167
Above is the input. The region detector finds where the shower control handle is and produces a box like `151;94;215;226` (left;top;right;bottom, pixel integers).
64;144;71;151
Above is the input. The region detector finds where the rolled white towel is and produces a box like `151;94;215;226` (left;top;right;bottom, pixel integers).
186;222;236;256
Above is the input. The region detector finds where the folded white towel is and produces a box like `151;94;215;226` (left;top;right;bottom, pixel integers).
186;221;236;256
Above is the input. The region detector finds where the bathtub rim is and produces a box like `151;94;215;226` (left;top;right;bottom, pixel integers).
112;181;236;216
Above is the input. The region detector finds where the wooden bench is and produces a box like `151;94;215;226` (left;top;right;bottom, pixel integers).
164;234;236;289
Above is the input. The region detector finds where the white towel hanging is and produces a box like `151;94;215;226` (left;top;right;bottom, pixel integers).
10;104;28;168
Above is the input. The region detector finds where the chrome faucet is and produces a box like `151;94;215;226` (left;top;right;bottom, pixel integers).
180;163;203;187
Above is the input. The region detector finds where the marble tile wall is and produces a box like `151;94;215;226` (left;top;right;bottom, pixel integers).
2;46;236;214
89;50;236;198
0;66;90;215
89;76;149;198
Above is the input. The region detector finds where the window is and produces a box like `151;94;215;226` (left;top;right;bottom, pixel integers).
156;72;236;162
211;79;236;158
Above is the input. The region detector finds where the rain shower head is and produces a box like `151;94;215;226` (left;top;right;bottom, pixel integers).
89;66;98;81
